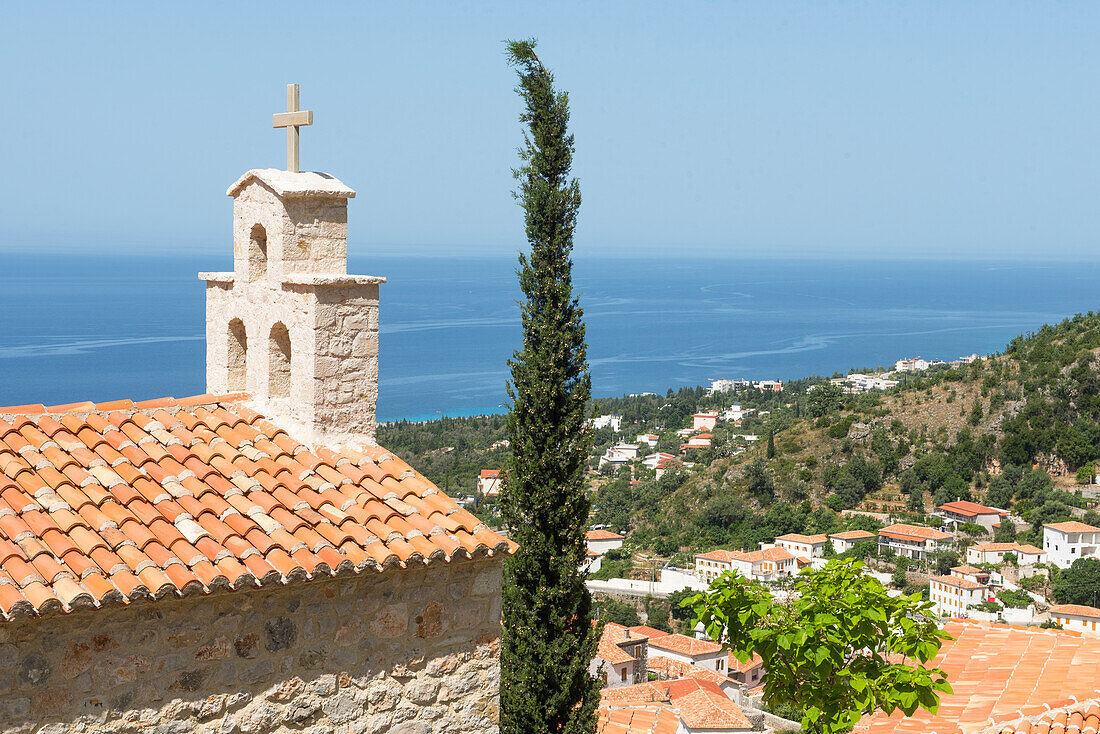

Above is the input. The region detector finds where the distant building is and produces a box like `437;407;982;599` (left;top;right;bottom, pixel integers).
643;452;676;471
477;468;502;496
708;378;750;395
599;442;640;469
592;623;649;688
692;412;719;432
773;533;829;558
635;433;659;448
894;357;931;372
1043;521;1100;568
720;404;754;422
590;413;624;432
833;373;900;394
878;523;953;561
829;529;877;554
680;434;712;451
599;678;754;733
935;500;1008;531
587;529;625;556
754;380;783;392
726;651;765;688
967;542;1046;566
695;547;797;583
1048;604;1100;635
647;655;739;700
929;574;989;617
636;628;727;673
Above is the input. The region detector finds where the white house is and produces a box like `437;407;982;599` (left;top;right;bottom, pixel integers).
477;469;502;497
695;547;797;583
654;456;682;480
773;533;829;558
895;357;931;372
755;380;783;392
929;574;989;617
643;452;677;471
592;623;649;688
1043;521;1100;569
587;529;625;556
681;434;712;451
590;414;623;432
637;628;727;673
1048;604;1100;635
599;443;639;469
636;433;659;448
878;523;953;561
967;542;1046;566
692;412;720;432
708;378;750;395
935;500;1008;532
829;530;877;554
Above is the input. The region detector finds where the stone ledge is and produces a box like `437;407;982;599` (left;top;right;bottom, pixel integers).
198;273;387;286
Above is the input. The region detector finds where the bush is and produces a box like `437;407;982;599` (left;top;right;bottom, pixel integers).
997;588;1032;608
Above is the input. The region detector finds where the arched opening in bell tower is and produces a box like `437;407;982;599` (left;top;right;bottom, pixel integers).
248;224;268;281
269;322;291;400
227;319;247;391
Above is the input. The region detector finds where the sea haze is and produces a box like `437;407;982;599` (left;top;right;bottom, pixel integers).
0;252;1094;422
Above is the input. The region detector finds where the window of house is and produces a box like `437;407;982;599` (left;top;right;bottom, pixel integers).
621;668;627;682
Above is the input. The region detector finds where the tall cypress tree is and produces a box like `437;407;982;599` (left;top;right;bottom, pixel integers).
499;39;600;734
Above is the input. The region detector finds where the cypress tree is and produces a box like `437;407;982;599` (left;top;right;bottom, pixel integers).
499;39;600;734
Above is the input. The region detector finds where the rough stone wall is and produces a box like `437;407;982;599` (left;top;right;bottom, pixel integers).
0;557;503;734
309;284;380;440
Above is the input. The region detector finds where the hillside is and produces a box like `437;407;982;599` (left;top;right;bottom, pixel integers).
382;310;1100;557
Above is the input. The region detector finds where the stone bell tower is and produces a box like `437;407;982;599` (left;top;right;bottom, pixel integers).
200;84;384;444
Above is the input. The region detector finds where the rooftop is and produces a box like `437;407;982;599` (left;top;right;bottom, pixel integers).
225;168;356;198
937;500;1006;517
732;546;795;563
587;529;625;541
1050;604;1100;620
597;704;680;734
601;678;752;731
647;655;733;687
0;395;511;621
970;542;1045;554
645;632;723;658
880;523;952;541
776;532;829;544
597;622;648;665
1044;521;1100;534
855;620;1100;733
930;574;988;590
830;530;877;540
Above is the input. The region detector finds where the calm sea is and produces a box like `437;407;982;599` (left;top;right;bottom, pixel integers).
0;252;1094;422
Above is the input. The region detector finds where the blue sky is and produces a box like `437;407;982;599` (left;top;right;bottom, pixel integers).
4;2;1098;260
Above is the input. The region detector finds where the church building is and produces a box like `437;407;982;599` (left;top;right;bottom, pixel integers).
0;86;508;734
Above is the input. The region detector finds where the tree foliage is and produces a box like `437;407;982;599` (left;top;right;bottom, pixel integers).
499;39;599;734
686;560;952;734
1052;557;1100;606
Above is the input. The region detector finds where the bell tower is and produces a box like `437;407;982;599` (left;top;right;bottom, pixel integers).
200;85;384;444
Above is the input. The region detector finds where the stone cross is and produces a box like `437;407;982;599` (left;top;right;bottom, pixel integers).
273;83;313;173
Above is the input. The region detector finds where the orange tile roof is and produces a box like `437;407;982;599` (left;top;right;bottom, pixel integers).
930;574;988;590
880;523;952;542
951;565;987;575
587;529;625;541
1050;604;1100;620
830;530;877;540
938;500;1006;517
776;533;829;544
0;395;512;620
598;622;648;665
969;543;1045;555
975;698;1100;734
628;625;672;640
855;621;1100;734
1045;521;1100;534
601;678;752;730
728;650;764;675
647;632;723;658
696;549;738;563
733;546;795;563
479;469;499;479
647;655;733;687
597;704;681;734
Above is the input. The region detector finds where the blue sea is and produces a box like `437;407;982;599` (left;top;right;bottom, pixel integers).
0;252;1095;422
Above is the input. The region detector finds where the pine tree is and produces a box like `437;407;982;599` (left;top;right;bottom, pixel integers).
499;39;600;734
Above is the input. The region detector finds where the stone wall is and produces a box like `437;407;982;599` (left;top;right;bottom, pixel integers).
0;557;503;734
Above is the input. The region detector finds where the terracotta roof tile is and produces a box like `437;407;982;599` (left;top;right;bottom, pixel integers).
0;395;512;620
600;678;752;730
854;621;1100;734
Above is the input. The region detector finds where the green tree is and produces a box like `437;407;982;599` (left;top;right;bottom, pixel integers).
767;430;777;459
808;383;845;417
594;597;641;626
499;39;600;734
686;560;952;734
1052;557;1100;606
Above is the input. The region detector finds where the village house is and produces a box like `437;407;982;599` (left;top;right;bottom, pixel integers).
877;523;953;561
647;656;740;701
828;529;877;554
694;548;797;584
719;404;754;423
636;628;727;673
635;433;659;448
600;443;640;469
590;414;624;432
934;500;1008;532
599;678;756;733
592;623;649;688
587;529;625;556
692;412;719;432
477;468;502;497
0;104;510;734
772;533;828;558
707;379;750;395
966;541;1046;566
893;357;931;373
642;452;676;471
681;434;712;452
754;380;783;393
1047;604;1100;635
1043;521;1100;568
928;574;990;617
726;652;764;689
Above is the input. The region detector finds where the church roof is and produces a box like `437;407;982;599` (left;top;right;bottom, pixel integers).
226;168;356;198
0;394;510;621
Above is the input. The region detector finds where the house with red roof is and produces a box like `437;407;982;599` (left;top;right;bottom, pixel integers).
695;547;798;583
928;574;991;617
1048;604;1100;635
636;628;728;673
1043;520;1100;568
593;623;650;688
828;529;877;554
600;678;755;733
0;130;512;732
934;499;1008;531
773;533;829;558
692;412;720;432
477;468;502;496
966;541;1045;566
877;523;952;561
